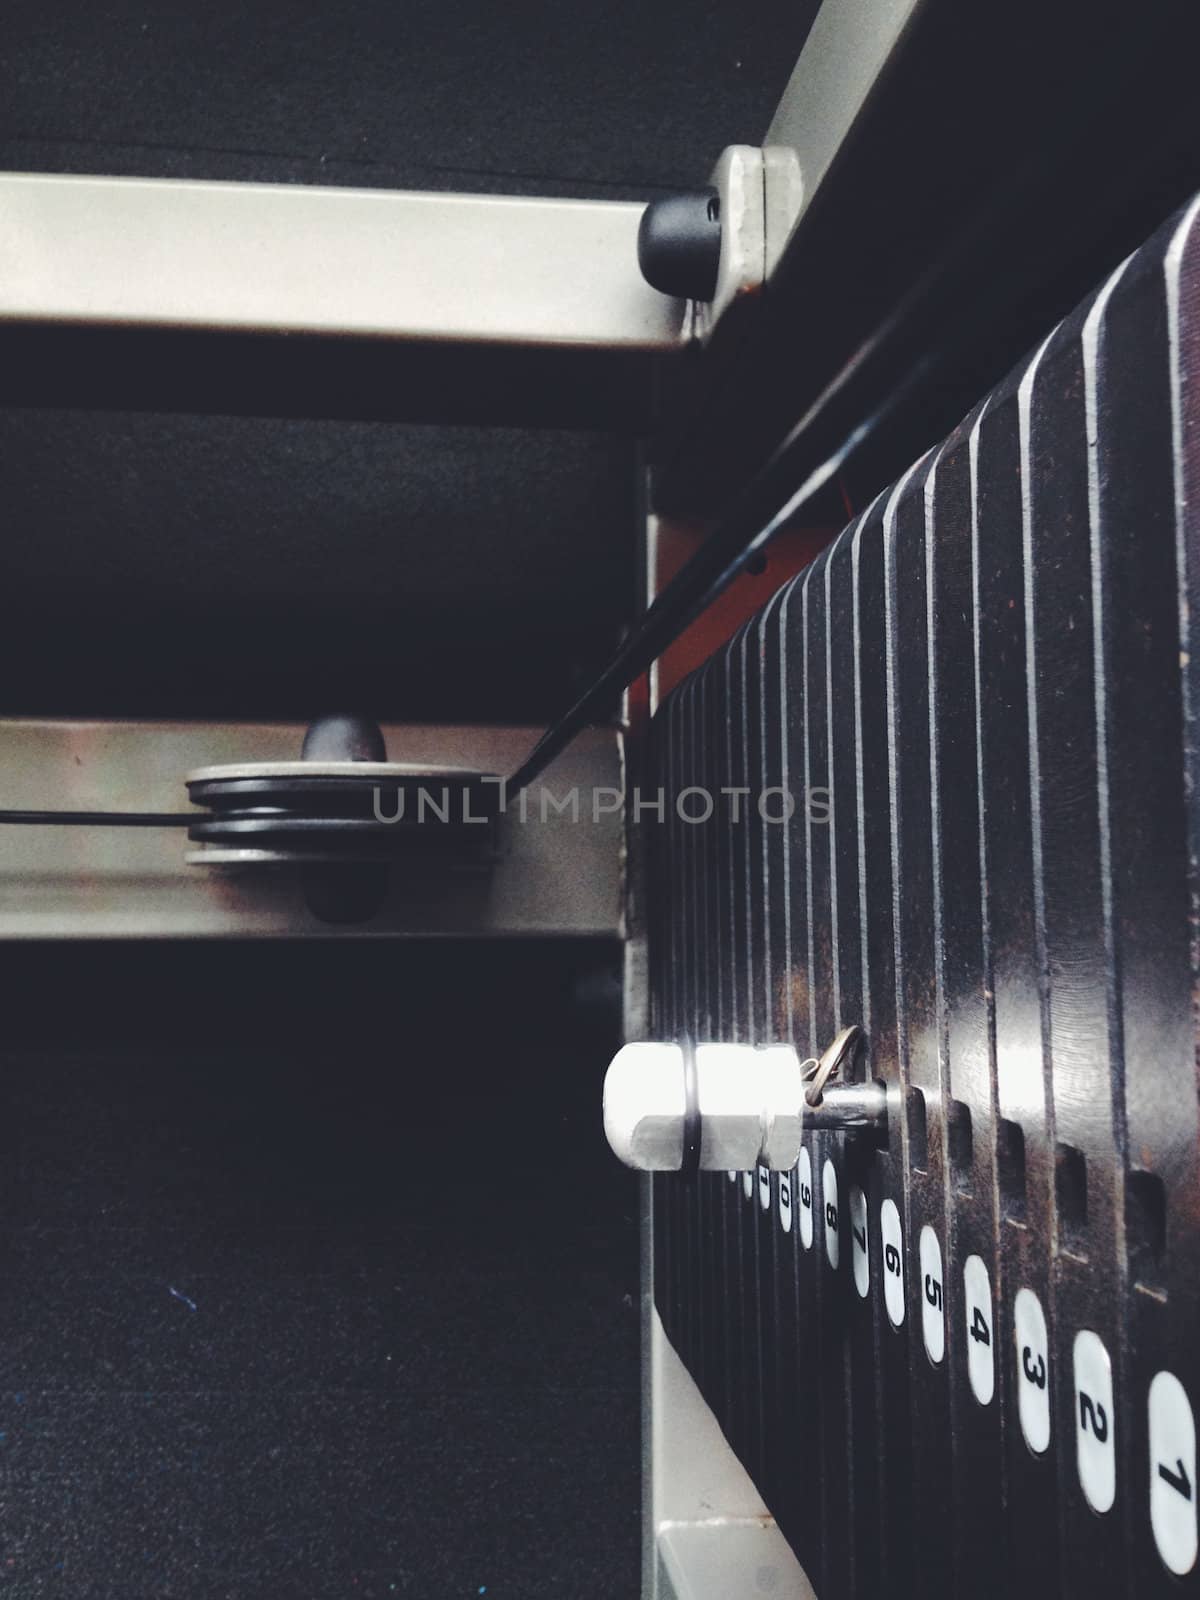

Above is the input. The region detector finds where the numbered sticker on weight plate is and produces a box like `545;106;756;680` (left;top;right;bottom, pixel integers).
849;1186;869;1298
880;1199;904;1326
963;1254;995;1405
1149;1369;1197;1575
797;1147;814;1250
822;1158;840;1270
1014;1287;1050;1454
1073;1329;1115;1513
743;1170;754;1201
778;1169;793;1234
758;1163;771;1212
919;1226;944;1363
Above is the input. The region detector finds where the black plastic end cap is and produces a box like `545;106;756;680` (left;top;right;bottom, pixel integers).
636;188;722;302
301;714;387;764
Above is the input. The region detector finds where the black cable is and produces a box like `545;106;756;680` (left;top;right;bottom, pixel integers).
0;809;195;827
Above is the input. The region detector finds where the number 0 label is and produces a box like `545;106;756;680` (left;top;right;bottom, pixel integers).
778;1169;793;1234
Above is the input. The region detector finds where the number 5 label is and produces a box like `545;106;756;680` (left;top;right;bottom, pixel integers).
1074;1329;1115;1514
919;1225;944;1364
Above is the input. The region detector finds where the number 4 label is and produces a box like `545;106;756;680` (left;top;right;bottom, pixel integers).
963;1255;995;1405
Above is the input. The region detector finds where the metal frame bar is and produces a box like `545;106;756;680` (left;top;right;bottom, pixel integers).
0;719;621;939
0;173;685;351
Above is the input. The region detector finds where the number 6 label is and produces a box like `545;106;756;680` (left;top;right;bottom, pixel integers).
1074;1329;1116;1514
797;1146;814;1250
880;1199;904;1327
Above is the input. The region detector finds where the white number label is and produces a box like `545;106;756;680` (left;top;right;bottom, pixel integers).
1073;1329;1115;1513
758;1163;771;1212
743;1170;753;1200
727;1170;737;1183
919;1226;944;1363
963;1254;995;1405
797;1147;814;1250
1014;1287;1050;1454
1149;1370;1197;1575
849;1186;869;1298
778;1170;793;1234
881;1199;904;1327
822;1158;840;1270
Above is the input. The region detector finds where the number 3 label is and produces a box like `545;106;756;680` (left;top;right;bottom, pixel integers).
1014;1287;1050;1454
1074;1329;1115;1514
963;1255;995;1405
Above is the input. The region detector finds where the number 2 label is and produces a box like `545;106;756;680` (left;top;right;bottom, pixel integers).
1074;1329;1115;1514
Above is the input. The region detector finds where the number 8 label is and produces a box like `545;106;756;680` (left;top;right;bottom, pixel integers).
822;1157;840;1270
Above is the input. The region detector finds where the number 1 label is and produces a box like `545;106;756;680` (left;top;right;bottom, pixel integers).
1149;1369;1197;1575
